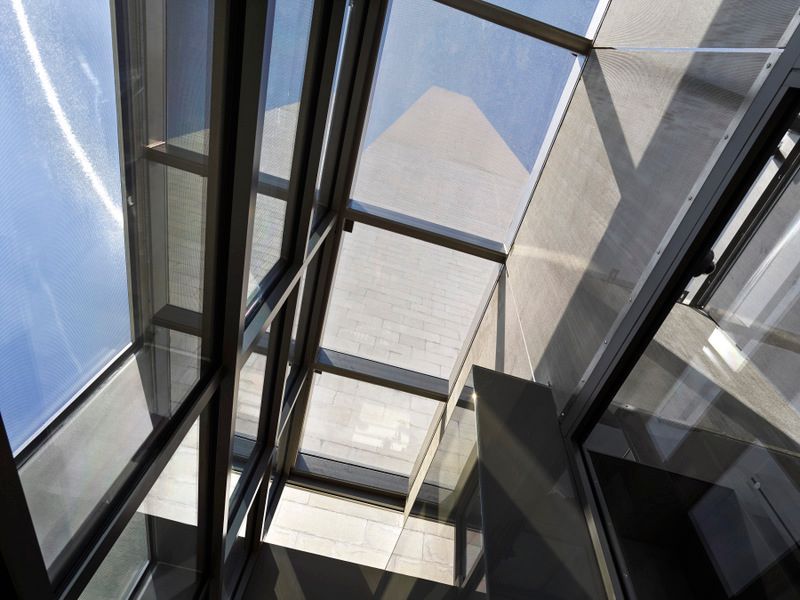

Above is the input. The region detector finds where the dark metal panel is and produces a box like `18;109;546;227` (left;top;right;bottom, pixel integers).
434;0;592;55
346;199;507;262
315;348;449;400
473;367;605;599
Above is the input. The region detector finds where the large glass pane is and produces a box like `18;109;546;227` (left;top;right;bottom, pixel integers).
246;0;315;302
227;341;268;504
322;223;498;379
489;0;600;36
2;0;215;574
585;144;800;598
299;373;439;477
247;194;286;301
508;50;772;411
163;0;213;154
81;415;203;598
0;0;130;452
596;0;799;49
352;0;580;243
259;0;314;183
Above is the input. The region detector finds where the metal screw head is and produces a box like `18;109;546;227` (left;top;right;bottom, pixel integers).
687;195;693;202
723;134;729;140
766;62;772;69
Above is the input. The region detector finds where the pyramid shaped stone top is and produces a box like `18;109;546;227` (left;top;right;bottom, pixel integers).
354;86;530;242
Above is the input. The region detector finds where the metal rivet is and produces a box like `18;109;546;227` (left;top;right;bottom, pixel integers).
687;195;693;202
766;62;772;69
723;134;729;140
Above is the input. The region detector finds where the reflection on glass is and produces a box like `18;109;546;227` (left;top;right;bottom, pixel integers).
247;195;287;302
155;164;209;313
586;148;800;598
259;0;314;182
0;0;130;452
79;513;148;600
299;373;438;477
322;223;498;378
353;0;579;242
163;0;214;154
246;0;314;300
312;0;352;228
80;414;199;600
81;415;201;598
227;344;268;503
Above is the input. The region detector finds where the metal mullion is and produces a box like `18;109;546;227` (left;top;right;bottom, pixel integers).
241;211;336;355
346;199;507;262
225;287;299;541
256;172;289;200
202;0;274;596
0;414;53;599
278;0;340;266
279;0;390;496
55;371;220;599
143;142;209;177
314;348;449;400
434;0;592;55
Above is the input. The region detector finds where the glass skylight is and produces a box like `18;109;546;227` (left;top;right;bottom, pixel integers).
351;0;581;243
322;223;499;379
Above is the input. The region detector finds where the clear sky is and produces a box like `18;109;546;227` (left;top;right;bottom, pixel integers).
0;0;597;452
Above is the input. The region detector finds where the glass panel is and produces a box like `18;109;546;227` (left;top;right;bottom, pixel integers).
247;194;287;302
0;0;130;452
352;0;580;242
585;148;800;598
311;0;352;229
227;341;268;504
596;0;799;49
508;50;771;411
79;513;148;600
322;223;498;378
259;0;314;183
81;414;202;598
163;0;213;154
489;0;600;36
265;484;404;569
17;327;204;569
247;0;314;301
299;373;439;477
157;164;208;313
